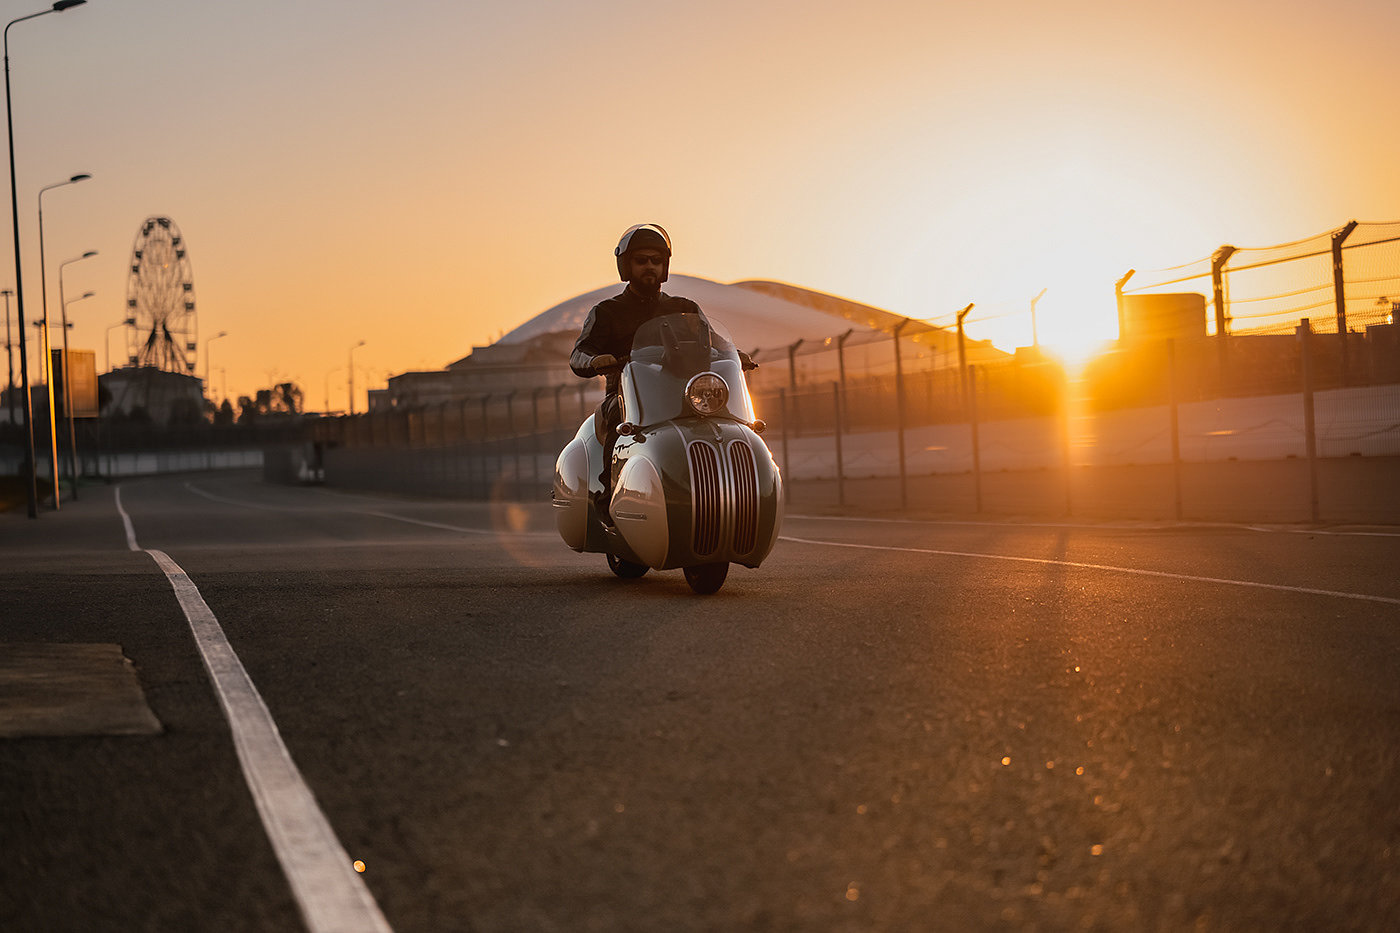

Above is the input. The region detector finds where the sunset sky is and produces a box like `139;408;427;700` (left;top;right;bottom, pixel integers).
7;0;1399;411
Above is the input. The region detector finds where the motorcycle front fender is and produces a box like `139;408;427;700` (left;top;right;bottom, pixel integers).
613;420;782;571
552;415;600;551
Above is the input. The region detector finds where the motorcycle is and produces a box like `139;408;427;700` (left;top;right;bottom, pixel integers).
551;311;783;594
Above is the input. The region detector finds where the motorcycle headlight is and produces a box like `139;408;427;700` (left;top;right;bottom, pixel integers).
685;372;729;416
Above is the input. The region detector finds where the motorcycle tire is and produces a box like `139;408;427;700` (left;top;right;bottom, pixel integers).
683;562;729;595
607;553;649;579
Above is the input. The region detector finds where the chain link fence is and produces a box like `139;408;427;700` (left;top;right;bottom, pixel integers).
39;217;1378;522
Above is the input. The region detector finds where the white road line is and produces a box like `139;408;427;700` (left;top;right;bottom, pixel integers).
1243;524;1400;538
115;487;393;933
183;480;552;537
358;508;555;537
787;512;1400;538
358;509;505;535
787;513;1147;531
779;534;1400;607
184;482;289;511
116;486;140;551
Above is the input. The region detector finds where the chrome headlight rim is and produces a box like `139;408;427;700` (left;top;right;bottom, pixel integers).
685;372;730;416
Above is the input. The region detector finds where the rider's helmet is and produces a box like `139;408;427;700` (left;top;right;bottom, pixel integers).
614;223;671;283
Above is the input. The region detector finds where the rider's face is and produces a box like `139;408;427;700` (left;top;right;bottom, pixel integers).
628;250;665;290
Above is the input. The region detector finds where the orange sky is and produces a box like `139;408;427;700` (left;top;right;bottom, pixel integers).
7;0;1399;410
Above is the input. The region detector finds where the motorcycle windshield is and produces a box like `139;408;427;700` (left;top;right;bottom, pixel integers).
623;312;756;427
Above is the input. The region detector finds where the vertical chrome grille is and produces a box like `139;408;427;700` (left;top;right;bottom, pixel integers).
688;437;763;559
688;442;722;556
728;441;759;554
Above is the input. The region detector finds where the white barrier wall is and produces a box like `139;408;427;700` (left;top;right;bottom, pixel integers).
94;449;264;477
771;384;1400;480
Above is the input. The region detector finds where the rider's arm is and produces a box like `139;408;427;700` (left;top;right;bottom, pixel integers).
570;306;612;377
571;348;619;377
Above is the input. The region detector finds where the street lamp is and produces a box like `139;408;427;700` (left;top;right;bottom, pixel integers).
54;248;95;504
39;186;93;509
104;318;130;373
2;287;12;425
6;0;89;517
38;177;92;442
33;176;88;509
58;285;92;499
1030;287;1047;349
205;330;228;403
348;339;366;415
324;365;342;415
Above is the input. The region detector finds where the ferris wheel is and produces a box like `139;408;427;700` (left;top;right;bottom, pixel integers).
125;216;197;373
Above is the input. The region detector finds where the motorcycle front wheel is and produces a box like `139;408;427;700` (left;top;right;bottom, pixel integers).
607;552;649;579
683;562;729;595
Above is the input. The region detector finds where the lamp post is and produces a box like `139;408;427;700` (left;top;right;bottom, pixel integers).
53;248;94;503
6;0;89;517
59;287;91;498
1030;287;1047;349
348;339;365;415
2;287;12;425
205;330;228;404
104;318;130;373
324;366;341;415
37;174;91;508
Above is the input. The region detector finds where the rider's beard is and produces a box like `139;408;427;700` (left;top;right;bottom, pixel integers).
631;272;661;297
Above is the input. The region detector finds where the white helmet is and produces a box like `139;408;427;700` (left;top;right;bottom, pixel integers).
614;223;671;282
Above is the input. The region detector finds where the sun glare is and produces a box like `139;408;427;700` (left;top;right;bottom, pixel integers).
1033;279;1121;369
954;272;1122;371
889;137;1175;369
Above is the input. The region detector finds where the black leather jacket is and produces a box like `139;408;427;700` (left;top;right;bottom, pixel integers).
569;287;701;396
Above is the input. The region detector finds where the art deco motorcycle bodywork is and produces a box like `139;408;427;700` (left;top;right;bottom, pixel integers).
552;312;783;594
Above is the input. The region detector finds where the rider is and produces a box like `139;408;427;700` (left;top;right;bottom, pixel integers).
570;223;699;516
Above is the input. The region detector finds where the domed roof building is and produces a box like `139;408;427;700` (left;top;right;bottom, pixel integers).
382;275;1006;408
490;274;896;353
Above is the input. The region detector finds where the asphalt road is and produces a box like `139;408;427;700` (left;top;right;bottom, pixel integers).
4;471;1399;932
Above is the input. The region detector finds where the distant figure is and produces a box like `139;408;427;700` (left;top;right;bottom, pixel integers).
570;223;699;515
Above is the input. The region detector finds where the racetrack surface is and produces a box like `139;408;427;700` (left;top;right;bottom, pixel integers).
4;471;1398;931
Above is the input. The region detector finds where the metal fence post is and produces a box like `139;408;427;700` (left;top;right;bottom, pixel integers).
969;364;982;513
1168;338;1183;521
787;339;803;391
1212;245;1237;387
779;388;790;504
1300;318;1319;523
506;390;518;499
480;394;492;492
1115;270;1135;341
787;339;803;437
832;380;844;507
836;328;852;427
894;318;909;510
1061;372;1073;517
531;386;543;489
955;304;973;407
1331;220;1358;384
